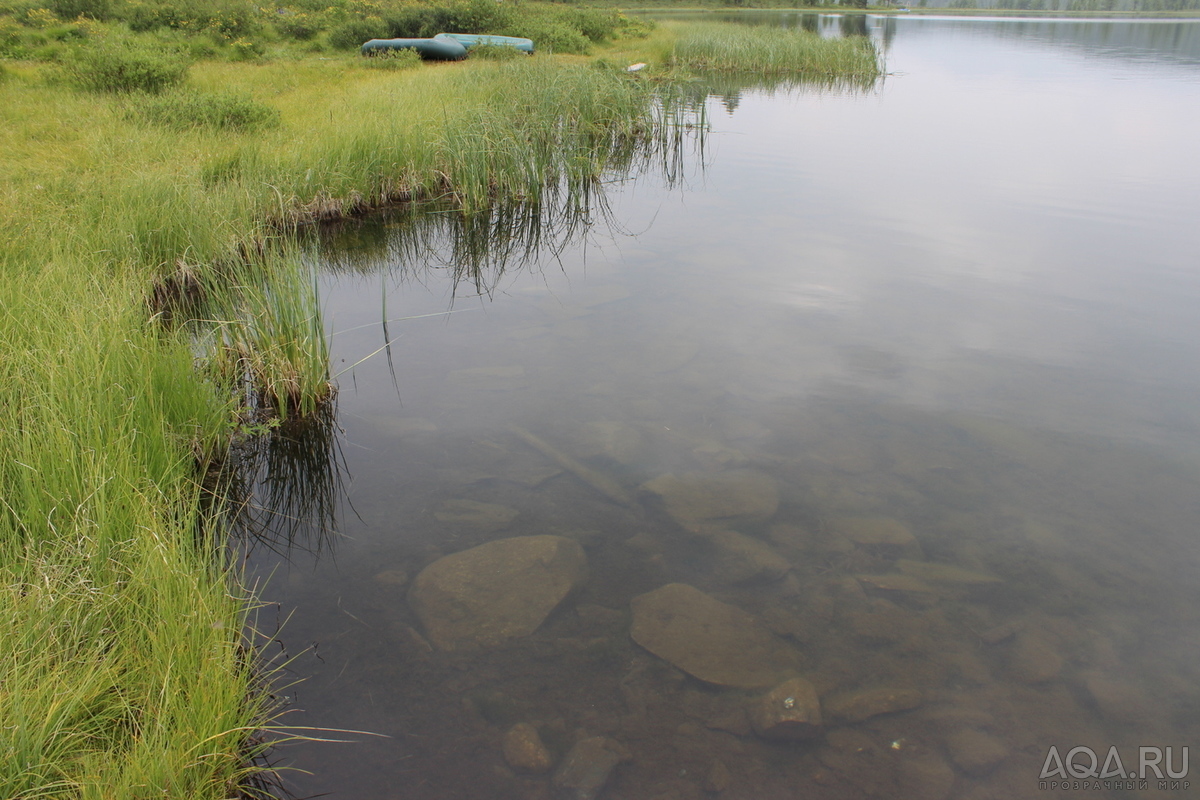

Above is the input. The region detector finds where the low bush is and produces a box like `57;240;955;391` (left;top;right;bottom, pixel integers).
65;37;190;92
504;18;589;55
274;9;320;40
228;35;263;59
549;7;622;43
0;15;21;53
47;0;110;21
132;87;280;130
382;5;453;38
327;16;382;49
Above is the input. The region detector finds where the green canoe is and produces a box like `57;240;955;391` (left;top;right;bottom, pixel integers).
437;33;535;54
361;33;468;61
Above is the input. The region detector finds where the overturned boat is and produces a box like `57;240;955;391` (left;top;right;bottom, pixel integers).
437;33;534;54
361;32;534;61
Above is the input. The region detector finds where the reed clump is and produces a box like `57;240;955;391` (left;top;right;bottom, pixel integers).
668;21;881;77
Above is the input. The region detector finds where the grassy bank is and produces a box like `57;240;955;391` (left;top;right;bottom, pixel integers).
0;7;878;796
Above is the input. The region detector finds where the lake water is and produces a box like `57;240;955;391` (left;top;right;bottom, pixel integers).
249;16;1200;800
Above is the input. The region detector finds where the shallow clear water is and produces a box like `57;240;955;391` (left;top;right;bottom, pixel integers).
251;16;1200;799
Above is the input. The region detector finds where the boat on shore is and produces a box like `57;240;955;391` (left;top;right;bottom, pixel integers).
361;33;467;60
437;33;534;54
361;32;535;61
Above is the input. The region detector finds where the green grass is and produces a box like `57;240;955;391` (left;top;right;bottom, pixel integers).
0;265;266;798
666;20;880;76
131;86;280;129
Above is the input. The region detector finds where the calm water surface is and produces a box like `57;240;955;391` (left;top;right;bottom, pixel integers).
252;17;1200;799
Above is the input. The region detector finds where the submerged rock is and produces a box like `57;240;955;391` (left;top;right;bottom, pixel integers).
433;499;519;530
824;686;923;724
897;753;956;800
552;736;627;800
979;619;1024;645
408;535;588;651
503;722;554;774
749;677;823;740
693;527;791;585
640;470;779;525
573;420;649;466
1080;671;1149;723
372;568;409;588
896;559;1001;585
855;573;937;594
1007;630;1063;684
630;583;802;689
704;759;732;793
943;728;1009;776
828;517;917;548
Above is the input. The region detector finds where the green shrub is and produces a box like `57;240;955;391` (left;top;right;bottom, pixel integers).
0;15;21;53
132;88;280;130
183;31;221;58
551;7;620;43
121;0;262;38
358;45;419;69
505;19;588;55
32;40;64;58
228;35;262;60
18;6;57;27
65;38;189;92
274;9;319;40
383;5;451;38
123;0;181;31
45;21;85;39
327;16;382;49
444;0;512;33
47;0;109;21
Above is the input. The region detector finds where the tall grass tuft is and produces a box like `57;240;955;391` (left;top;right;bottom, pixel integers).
204;255;335;420
668;22;881;78
132;87;280;130
65;36;190;92
0;265;270;799
357;47;421;70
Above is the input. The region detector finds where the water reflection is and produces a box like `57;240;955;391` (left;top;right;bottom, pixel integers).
254;15;1200;800
218;404;347;558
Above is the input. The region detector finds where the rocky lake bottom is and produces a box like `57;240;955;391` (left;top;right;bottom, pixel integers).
260;394;1200;800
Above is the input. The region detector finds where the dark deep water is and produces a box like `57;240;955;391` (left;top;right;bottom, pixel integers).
249;16;1200;800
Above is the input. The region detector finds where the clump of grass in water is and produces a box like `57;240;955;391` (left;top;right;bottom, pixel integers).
668;22;880;79
428;58;702;213
204;254;335;421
